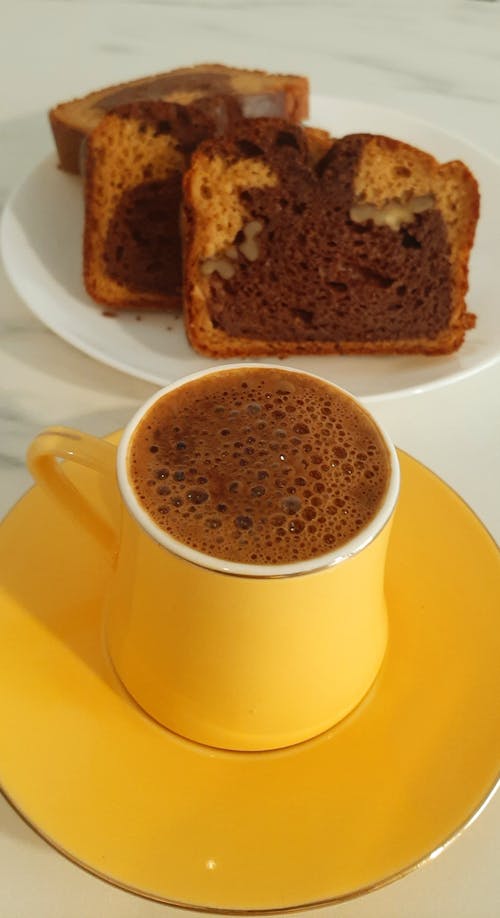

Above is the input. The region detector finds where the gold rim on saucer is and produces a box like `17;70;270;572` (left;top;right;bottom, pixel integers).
0;440;498;913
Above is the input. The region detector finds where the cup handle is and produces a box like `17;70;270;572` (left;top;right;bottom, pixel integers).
26;427;118;554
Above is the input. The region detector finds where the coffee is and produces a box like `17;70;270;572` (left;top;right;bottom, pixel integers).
128;368;390;564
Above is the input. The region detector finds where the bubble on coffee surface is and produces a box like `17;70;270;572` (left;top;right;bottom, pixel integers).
128;368;390;565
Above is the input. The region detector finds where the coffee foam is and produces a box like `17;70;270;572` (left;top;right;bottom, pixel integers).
128;368;390;565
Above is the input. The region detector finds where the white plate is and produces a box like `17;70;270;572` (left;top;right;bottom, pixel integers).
1;96;499;401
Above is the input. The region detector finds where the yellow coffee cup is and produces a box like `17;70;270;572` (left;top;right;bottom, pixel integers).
27;365;399;752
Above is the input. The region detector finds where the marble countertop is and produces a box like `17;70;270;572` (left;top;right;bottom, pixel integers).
1;1;499;916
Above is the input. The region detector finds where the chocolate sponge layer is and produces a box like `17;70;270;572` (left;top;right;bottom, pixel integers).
203;132;452;343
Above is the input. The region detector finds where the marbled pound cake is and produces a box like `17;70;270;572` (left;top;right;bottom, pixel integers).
182;121;479;356
50;64;309;174
84;97;244;311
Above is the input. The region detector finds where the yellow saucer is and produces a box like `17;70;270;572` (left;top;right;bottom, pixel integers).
0;441;499;913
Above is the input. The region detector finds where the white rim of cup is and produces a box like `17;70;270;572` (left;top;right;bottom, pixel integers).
117;364;400;579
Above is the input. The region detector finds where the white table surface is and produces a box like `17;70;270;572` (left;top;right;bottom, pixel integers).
1;1;499;916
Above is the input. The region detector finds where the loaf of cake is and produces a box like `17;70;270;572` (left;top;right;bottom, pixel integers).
182;121;480;356
84;96;247;311
50;64;309;174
